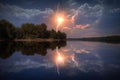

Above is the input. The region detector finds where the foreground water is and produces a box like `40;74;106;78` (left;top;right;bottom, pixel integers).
0;41;120;80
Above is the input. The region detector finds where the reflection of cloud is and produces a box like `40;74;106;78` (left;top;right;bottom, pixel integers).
62;42;104;72
78;60;103;72
61;47;120;73
73;49;90;54
0;59;54;73
62;45;90;54
60;46;104;72
61;48;70;52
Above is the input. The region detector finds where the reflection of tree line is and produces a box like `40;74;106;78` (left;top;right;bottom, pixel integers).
0;41;66;59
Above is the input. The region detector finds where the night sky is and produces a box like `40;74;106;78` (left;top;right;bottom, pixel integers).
0;0;120;38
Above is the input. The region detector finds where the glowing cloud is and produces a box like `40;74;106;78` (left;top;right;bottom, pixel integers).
57;17;64;26
75;24;90;30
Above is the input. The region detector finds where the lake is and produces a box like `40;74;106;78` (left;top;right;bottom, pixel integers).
0;41;120;80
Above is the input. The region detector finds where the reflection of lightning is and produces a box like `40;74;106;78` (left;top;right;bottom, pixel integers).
55;47;60;75
56;62;60;75
71;54;79;67
55;47;64;75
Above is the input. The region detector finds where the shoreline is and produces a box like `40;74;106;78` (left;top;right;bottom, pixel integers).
0;39;66;42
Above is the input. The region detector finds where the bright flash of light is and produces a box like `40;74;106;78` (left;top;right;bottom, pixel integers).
55;47;65;75
54;47;80;75
56;53;64;75
55;47;64;64
57;17;64;26
56;16;64;32
57;53;64;63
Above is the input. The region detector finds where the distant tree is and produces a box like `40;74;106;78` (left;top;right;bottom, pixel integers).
0;19;15;39
15;28;23;39
21;23;37;39
56;31;66;39
36;23;48;38
49;29;57;38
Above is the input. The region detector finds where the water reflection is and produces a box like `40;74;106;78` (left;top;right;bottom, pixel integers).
54;45;92;75
0;41;120;80
55;47;65;75
0;41;66;59
56;43;103;73
55;47;79;74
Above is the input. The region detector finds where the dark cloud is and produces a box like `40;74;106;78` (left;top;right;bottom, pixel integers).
0;0;63;9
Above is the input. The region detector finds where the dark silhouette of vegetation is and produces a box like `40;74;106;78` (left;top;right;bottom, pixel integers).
0;41;66;59
0;19;66;40
67;35;120;44
0;19;16;39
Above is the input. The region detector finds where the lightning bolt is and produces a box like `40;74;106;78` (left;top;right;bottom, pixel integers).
71;10;79;24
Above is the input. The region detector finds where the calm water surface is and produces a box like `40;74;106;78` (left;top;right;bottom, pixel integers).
0;41;120;80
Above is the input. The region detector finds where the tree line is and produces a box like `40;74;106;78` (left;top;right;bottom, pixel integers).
68;35;120;44
0;19;66;40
